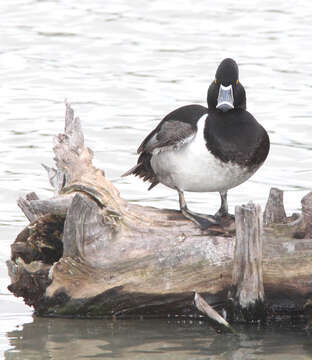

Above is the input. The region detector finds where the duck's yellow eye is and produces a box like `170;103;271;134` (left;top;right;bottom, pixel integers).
214;79;217;84
236;79;239;85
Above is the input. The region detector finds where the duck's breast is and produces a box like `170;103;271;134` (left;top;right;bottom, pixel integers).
150;115;256;192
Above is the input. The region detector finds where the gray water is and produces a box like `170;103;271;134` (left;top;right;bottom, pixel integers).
1;0;312;358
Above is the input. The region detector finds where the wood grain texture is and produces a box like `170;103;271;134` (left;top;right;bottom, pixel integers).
263;188;287;226
233;202;263;307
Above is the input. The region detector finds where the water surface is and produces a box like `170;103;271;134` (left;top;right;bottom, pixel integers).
4;318;312;360
1;0;312;358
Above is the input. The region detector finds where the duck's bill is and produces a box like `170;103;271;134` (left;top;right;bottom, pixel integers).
216;84;234;112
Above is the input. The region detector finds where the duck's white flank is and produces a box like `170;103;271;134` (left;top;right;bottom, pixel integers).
150;114;256;192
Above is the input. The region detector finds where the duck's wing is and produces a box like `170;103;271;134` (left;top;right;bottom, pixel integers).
138;118;195;154
138;104;207;153
122;104;207;189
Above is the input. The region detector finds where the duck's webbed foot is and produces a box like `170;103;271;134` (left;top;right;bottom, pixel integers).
181;207;219;230
214;191;235;220
214;208;235;220
177;189;219;230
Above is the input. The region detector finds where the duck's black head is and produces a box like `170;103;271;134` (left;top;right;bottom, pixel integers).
207;58;246;112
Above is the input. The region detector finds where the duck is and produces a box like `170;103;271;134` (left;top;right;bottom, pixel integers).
123;58;270;229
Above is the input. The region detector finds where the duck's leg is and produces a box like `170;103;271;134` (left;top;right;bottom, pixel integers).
177;189;218;229
215;191;234;219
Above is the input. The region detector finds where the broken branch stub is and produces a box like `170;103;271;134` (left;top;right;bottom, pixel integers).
230;202;265;322
194;292;235;333
301;192;312;238
263;187;287;226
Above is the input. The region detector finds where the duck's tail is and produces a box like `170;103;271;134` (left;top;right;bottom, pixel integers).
122;152;159;190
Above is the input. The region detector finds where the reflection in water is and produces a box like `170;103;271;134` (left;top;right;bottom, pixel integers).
4;318;312;360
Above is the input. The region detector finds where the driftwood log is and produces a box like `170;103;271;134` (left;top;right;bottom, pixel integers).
6;104;312;327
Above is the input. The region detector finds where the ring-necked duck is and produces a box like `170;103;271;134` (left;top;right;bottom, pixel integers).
123;58;270;229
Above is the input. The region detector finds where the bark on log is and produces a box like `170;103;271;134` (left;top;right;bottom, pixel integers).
6;103;312;326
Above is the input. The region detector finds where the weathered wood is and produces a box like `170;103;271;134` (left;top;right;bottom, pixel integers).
194;292;235;333
17;192;40;222
233;202;264;305
18;193;74;220
302;192;312;238
7;103;312;325
230;202;265;322
11;214;64;265
263;188;287;226
7;258;52;311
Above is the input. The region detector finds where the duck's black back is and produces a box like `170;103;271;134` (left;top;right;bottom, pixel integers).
204;109;270;168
